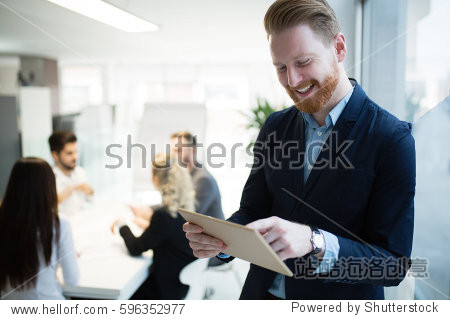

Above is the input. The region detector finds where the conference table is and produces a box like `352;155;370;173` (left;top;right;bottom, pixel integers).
60;200;154;300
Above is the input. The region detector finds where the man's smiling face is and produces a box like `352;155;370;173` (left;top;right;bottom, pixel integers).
270;23;340;114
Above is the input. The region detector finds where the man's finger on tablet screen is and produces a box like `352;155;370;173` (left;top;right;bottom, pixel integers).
246;216;278;234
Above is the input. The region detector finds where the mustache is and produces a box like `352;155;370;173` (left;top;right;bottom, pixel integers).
289;80;319;91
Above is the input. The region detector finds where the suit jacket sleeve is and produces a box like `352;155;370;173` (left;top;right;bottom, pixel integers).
329;122;415;286
227;114;274;225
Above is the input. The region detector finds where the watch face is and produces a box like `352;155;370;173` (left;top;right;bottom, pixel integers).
313;233;324;249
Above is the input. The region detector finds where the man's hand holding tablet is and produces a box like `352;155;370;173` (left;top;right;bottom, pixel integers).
183;222;228;258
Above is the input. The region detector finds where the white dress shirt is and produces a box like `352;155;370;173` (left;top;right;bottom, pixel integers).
53;166;90;216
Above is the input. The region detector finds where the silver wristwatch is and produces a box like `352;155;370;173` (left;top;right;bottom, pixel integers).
310;226;325;255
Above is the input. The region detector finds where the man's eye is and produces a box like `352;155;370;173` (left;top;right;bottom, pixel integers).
297;59;311;66
277;66;286;72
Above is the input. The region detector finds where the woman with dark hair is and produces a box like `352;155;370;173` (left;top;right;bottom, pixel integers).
111;153;196;299
0;157;79;299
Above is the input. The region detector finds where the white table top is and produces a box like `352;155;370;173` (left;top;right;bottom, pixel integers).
61;201;153;299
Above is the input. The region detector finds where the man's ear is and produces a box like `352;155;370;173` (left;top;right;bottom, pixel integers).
334;32;347;63
51;151;59;163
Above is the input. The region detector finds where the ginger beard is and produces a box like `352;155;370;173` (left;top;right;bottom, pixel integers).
286;62;339;114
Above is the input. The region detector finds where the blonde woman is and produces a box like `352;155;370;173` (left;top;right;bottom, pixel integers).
112;153;196;299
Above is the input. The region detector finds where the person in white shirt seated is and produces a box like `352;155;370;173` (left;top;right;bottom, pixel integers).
48;130;94;216
0;157;80;300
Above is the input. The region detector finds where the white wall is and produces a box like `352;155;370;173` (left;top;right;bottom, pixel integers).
0;56;19;96
19;87;52;162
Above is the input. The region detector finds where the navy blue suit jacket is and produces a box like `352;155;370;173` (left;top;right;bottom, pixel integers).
226;81;415;299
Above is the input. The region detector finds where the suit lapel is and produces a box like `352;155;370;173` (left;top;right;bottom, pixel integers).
275;107;305;199
290;111;305;198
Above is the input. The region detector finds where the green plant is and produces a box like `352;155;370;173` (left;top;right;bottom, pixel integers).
243;98;287;130
241;98;288;148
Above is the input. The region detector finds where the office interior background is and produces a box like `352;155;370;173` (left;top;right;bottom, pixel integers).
0;0;449;299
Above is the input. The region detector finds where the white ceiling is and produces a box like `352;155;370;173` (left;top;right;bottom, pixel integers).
0;0;276;64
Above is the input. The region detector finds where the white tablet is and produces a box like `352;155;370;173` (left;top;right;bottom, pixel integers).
178;208;293;277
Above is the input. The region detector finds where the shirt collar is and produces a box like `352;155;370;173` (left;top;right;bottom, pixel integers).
302;86;354;129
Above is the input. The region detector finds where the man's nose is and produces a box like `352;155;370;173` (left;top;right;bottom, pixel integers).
287;68;304;88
